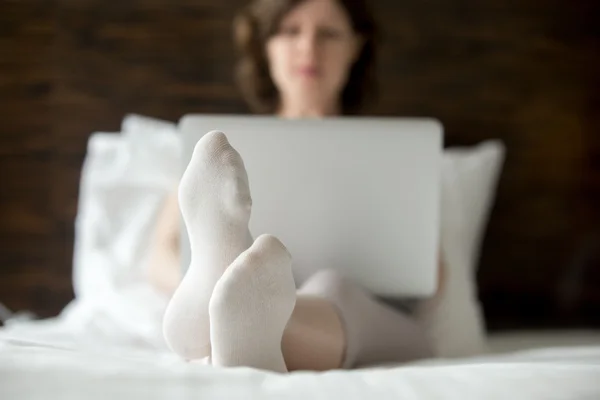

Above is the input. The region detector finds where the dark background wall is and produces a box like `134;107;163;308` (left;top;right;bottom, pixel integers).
1;0;599;330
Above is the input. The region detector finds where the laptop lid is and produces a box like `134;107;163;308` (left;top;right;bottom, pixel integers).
178;115;442;297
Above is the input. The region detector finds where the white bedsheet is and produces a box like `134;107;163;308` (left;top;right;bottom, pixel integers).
1;337;599;400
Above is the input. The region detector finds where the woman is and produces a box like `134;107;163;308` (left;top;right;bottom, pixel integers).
153;0;444;372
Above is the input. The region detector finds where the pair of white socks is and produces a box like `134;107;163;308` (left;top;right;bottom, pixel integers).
162;131;296;373
162;131;435;372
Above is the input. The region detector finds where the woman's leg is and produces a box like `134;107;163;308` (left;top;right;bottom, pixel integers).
210;261;436;372
282;269;434;370
281;294;346;371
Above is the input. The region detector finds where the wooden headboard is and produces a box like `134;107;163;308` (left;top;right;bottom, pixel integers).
1;0;598;330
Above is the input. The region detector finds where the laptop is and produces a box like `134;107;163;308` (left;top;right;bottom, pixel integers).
178;115;442;297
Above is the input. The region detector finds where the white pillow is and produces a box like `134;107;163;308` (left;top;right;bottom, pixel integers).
416;140;506;358
66;116;182;349
73;116;181;300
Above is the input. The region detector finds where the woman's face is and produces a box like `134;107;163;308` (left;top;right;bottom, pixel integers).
266;0;362;110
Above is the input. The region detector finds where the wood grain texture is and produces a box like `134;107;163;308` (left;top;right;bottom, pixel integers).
0;0;598;329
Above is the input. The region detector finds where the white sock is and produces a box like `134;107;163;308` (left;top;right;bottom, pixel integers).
163;131;254;360
209;234;297;373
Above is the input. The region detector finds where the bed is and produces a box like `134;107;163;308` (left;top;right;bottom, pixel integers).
1;115;599;399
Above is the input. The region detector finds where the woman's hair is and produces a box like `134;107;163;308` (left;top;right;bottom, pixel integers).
233;0;379;115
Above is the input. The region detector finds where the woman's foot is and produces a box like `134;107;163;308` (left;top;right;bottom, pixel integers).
163;131;254;360
209;234;297;373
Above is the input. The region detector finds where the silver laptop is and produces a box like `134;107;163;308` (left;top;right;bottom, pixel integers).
179;115;442;297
